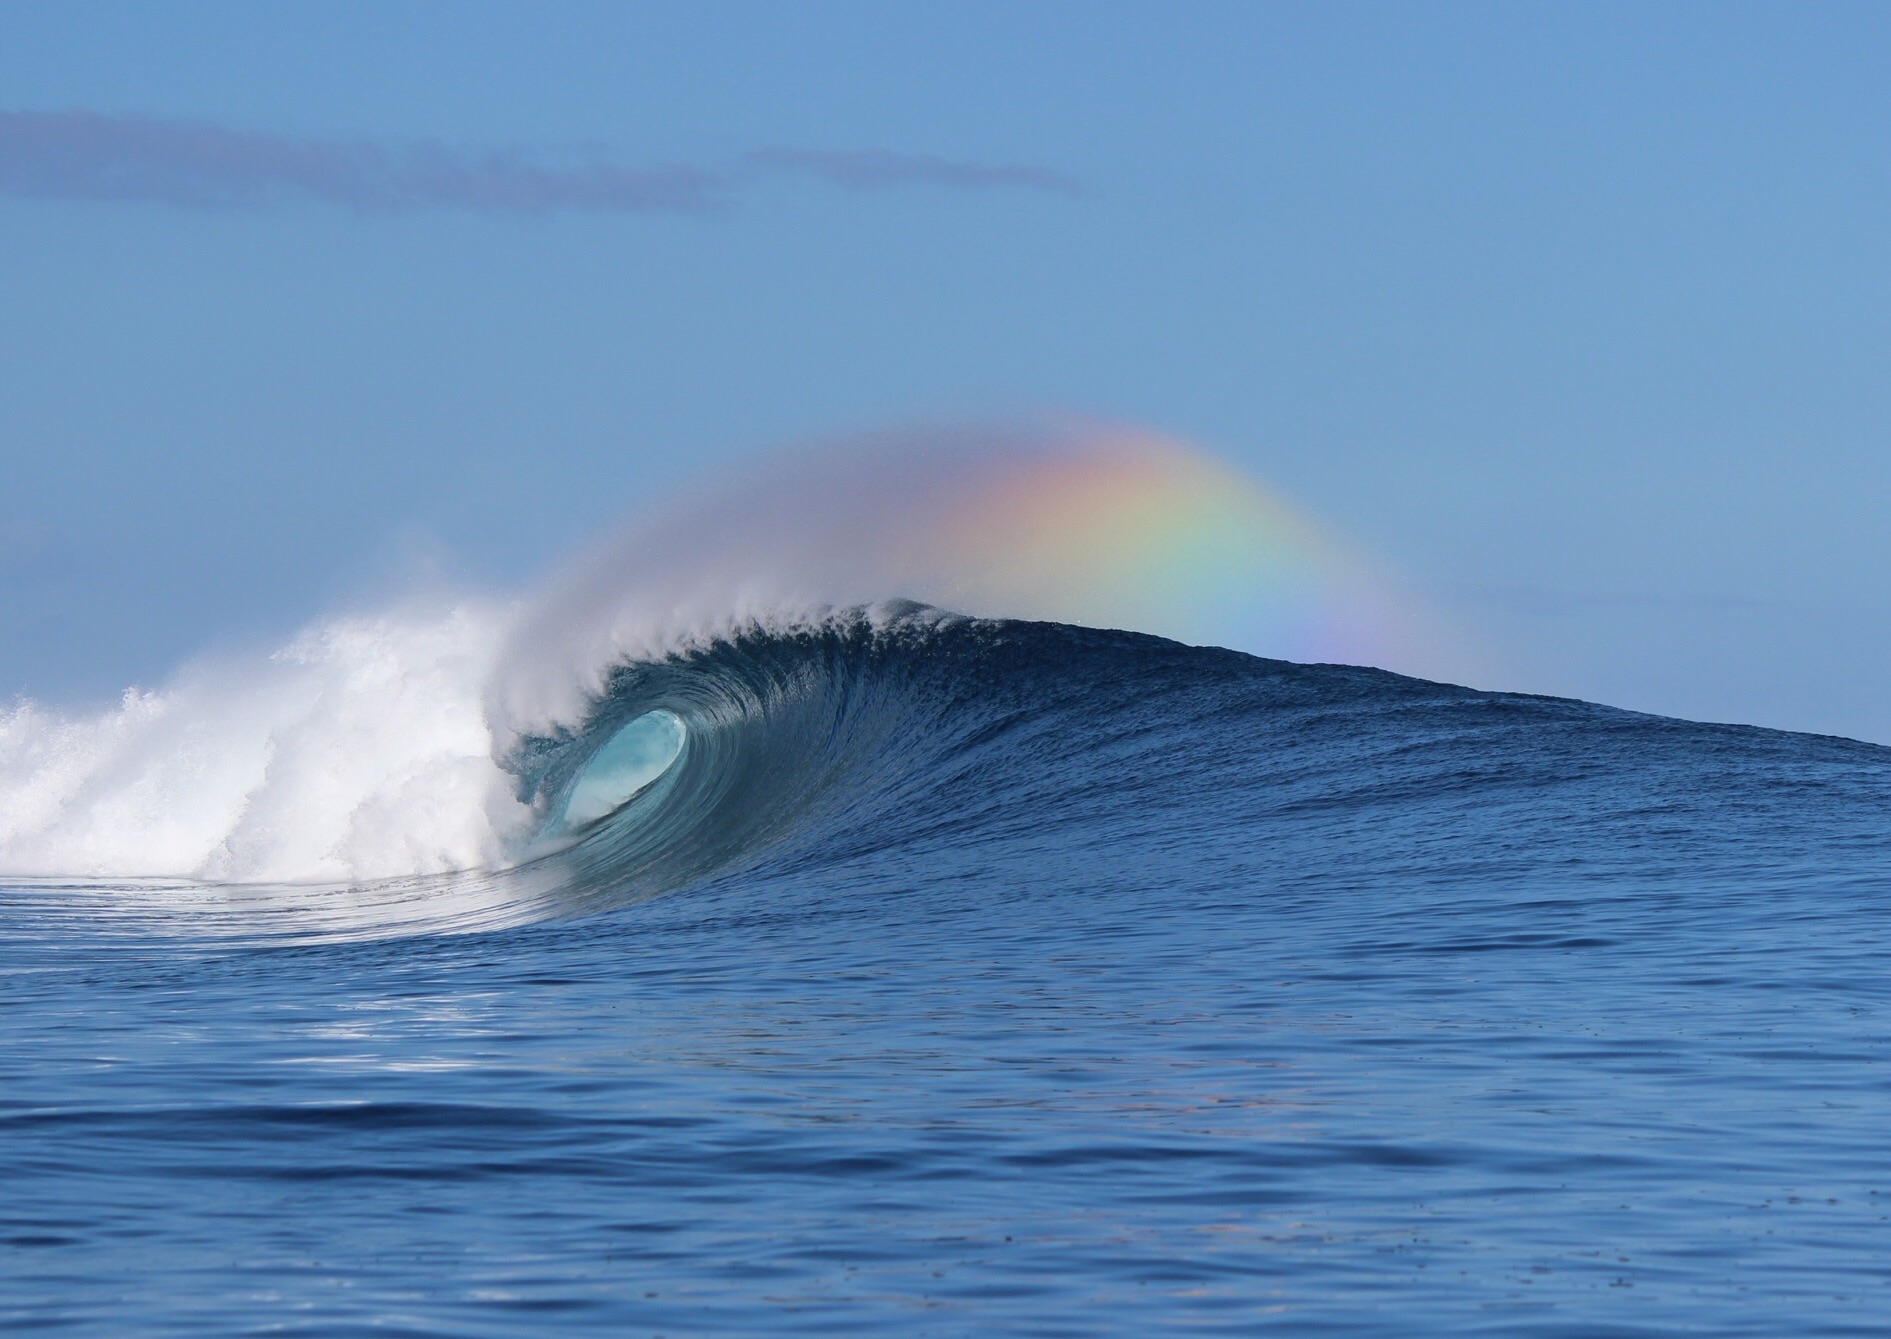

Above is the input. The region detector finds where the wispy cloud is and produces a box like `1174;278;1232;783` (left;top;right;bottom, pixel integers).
0;110;720;213
0;110;1079;215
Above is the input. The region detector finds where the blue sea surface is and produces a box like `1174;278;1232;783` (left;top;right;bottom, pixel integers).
4;618;1889;1335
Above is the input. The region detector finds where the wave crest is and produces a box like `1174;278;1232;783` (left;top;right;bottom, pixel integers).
0;426;1472;892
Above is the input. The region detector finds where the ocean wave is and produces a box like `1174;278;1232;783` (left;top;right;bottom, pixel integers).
1;427;1465;890
6;601;1890;947
12;428;1869;933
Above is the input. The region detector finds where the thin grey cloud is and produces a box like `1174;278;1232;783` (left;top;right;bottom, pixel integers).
0;110;721;213
0;110;1079;214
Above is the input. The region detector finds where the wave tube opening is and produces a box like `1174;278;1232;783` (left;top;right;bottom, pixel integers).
554;709;687;833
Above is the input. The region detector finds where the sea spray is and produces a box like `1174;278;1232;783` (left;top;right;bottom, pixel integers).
0;603;526;881
0;426;1464;886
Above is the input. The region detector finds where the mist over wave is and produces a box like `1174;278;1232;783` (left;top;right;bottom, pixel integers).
0;427;1451;885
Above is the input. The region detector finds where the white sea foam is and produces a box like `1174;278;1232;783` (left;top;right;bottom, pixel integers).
0;571;941;882
0;603;532;882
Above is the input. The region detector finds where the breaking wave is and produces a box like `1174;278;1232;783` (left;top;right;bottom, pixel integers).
17;426;1871;943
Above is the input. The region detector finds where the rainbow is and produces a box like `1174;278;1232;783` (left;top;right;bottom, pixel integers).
883;427;1455;678
494;422;1480;741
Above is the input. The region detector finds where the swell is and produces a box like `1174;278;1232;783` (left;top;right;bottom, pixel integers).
7;608;1890;944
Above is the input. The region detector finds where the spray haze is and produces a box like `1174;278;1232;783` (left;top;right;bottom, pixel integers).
0;425;1461;883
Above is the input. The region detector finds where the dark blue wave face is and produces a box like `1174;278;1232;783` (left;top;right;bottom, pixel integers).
5;615;1891;1336
506;613;1890;921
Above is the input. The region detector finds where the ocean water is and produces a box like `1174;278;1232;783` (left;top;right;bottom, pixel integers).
4;614;1890;1336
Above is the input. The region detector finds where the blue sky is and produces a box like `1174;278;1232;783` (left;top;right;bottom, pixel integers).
4;1;1890;740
